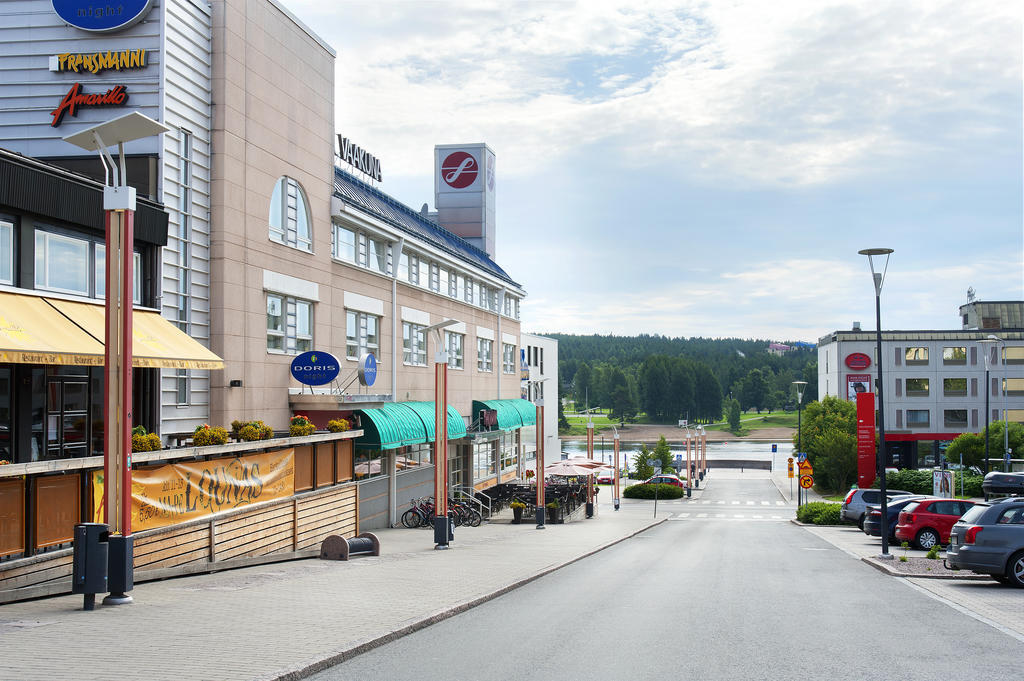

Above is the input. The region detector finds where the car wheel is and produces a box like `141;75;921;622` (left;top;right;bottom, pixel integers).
1006;551;1024;588
915;528;940;551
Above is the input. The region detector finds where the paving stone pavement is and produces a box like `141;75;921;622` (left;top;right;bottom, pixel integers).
0;490;673;681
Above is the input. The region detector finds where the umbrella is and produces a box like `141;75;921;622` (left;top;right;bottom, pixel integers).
564;456;608;469
544;461;600;477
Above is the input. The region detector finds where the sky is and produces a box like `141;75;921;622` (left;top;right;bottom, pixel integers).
284;0;1023;343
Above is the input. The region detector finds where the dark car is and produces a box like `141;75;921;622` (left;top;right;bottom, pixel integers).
946;500;1024;586
863;496;928;540
895;498;976;549
841;488;914;530
982;472;1024;499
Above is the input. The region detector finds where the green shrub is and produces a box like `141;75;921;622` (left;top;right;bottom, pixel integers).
623;483;685;500
193;424;229;446
926;544;941;560
879;469;984;498
237;420;274;441
796;501;842;525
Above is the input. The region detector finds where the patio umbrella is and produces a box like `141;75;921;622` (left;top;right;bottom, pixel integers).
544;461;599;477
564;456;608;469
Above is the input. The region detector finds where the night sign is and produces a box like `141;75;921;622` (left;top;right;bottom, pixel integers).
52;0;155;33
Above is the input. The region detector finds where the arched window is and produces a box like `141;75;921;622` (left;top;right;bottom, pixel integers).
269;176;312;252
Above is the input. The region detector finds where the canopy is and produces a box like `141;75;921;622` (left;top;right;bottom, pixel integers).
545;461;599;477
356;402;467;450
0;292;105;365
471;398;537;431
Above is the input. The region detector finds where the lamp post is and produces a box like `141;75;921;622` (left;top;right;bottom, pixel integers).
684;426;692;491
64;112;172;605
978;335;1002;478
425;319;458;549
792;381;807;507
613;427;620;511
530;378;549;529
859;247;893;558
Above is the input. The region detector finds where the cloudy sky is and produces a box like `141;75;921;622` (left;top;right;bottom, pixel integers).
286;0;1022;342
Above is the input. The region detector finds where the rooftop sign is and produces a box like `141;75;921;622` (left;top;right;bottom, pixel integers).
52;0;155;33
337;135;381;182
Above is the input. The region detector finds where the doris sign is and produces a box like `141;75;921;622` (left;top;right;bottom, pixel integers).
290;351;340;386
52;0;155;32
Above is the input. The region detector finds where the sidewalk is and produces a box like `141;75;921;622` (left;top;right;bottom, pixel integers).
0;492;667;681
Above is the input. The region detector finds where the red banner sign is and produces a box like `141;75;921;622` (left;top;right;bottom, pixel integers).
845;352;872;370
857;392;876;488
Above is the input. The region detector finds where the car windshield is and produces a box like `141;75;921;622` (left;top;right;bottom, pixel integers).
958;504;989;524
902;502;920;513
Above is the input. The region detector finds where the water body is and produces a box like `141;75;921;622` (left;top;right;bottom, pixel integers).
559;439;795;468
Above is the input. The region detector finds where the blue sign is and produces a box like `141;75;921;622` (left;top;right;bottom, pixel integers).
358;353;377;387
797;452;807;463
290;351;339;386
772;443;778;453
52;0;154;33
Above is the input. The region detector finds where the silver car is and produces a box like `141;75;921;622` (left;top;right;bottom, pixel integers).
946;500;1024;587
840;488;913;530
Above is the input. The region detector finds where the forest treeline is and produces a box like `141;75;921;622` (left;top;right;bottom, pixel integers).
552;333;819;423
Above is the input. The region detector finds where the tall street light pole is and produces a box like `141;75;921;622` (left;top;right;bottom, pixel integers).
859;248;893;558
531;377;549;529
425;319;458;549
793;381;807;507
978;335;1002;478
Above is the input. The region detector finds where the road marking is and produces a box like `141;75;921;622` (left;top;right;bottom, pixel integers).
753;515;763;519
698;513;708;518
731;501;740;505
761;501;770;506
776;501;786;506
746;501;755;505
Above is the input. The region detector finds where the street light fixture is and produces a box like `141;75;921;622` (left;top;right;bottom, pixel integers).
530;377;550;528
977;335;1002;477
64;112;172;605
858;247;893;558
792;381;807;507
424;319;458;549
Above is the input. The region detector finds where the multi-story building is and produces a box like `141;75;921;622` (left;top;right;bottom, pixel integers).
521;332;559;464
818;302;1024;469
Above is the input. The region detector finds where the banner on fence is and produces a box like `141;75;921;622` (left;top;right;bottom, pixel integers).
92;449;295;531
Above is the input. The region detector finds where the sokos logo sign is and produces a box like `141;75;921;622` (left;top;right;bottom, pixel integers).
290;351;340;386
441;151;478;189
53;1;155;32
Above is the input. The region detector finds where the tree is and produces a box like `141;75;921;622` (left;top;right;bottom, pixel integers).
653;435;674;473
693;364;722;423
574;361;592;408
557;396;570;432
742;368;770;413
727;398;741;431
949;421;1024;467
607;367;637;425
945;432;984;468
793;396;858;492
633;445;654;480
640;356;671;421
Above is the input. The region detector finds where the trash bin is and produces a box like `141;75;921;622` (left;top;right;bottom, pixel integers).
72;523;109;611
686;486;692;498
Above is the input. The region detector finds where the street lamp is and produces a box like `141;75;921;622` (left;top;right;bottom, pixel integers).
978;335;1002;477
859;247;893;558
425;319;458;549
64;112;172;605
527;377;550;528
792;381;807;507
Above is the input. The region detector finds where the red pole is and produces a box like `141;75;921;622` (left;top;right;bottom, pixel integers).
121;208;134;536
613;432;620;510
536;401;545;527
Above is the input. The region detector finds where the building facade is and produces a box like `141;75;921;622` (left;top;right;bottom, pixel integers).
521;332;559;465
819;303;1024;469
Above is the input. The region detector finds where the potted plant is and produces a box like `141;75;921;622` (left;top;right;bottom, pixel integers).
510;499;526;524
131;425;162;452
327;418;350;432
289;414;316;437
546;499;561;524
193;424;229;446
236;420;274;441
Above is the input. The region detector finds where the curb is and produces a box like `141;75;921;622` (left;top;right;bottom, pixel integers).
253;517;669;681
859;556;992;580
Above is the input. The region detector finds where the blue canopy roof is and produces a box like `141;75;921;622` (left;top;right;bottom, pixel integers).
333;167;521;288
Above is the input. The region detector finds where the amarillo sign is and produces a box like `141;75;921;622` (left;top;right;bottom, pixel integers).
50;82;128;126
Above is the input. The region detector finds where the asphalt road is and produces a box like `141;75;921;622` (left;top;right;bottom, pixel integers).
309;474;1024;681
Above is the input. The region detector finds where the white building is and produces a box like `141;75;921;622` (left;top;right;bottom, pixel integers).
520;332;559;466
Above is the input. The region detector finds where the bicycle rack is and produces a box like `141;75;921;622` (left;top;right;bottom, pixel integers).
453;485;490;519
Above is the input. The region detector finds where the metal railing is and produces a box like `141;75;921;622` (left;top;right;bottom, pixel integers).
452;485;490;519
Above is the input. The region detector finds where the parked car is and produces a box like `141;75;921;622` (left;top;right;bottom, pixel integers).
982;472;1024;498
946;500;1024;587
642;474;686;488
863;496;928;540
895;498;976;549
596;470;615;485
841;488;914;530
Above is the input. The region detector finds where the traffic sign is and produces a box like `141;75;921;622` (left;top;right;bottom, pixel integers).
787;457;794;464
772;444;778;453
797;452;807;463
787;463;794;479
798;460;813;475
799;475;813;489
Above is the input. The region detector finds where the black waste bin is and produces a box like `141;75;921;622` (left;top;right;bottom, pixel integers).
72;523;109;611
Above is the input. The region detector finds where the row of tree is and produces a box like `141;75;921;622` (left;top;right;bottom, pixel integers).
554;333;817;424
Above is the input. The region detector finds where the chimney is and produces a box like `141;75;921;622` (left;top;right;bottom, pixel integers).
852;321;861;331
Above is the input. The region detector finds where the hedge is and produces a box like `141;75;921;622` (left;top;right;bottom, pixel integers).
797;501;842;525
875;469;983;498
623;483;685;500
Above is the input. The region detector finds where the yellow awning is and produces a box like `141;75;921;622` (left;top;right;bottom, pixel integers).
0;292;105;365
46;298;225;370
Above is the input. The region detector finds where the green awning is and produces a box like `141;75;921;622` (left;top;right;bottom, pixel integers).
472;399;537;431
356;402;466;450
401;401;468;440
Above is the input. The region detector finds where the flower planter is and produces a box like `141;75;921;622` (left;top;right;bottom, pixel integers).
512;507;524;524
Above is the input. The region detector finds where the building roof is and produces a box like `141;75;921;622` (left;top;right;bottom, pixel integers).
333;167;521;289
818;329;1024;345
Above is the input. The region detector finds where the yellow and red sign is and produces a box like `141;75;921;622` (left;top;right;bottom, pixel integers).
92;449;295;531
799;474;814;489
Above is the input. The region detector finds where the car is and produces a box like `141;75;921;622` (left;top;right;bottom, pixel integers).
596;470;615;485
840;488;914;530
894;498;976;549
863;496;928;540
982;472;1024;498
642;474;686;488
946;500;1024;586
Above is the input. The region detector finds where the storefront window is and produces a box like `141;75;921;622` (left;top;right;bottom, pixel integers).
354;449;384;480
473;440;498;480
501;436;517;472
0;220;12;285
396;443;432;470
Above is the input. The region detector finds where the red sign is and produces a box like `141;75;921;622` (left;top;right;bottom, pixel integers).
856;391;876;488
441;151;478;188
50;82;128;127
845;352;871;370
847;374;871;400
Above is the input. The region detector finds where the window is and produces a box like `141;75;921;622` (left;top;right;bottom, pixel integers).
1;220;13;284
334;225;356;262
398;252;409;281
943;378;967;396
905;347;929;365
513;298;520;320
175;369;189;405
266;294;313;353
354;449;384;481
429;263;440;292
906;409;930;427
95;246;142;304
367;236;387;273
503;343;516;374
1005;378;1024;397
942;347;966;365
464;277;474;304
444;331;464;369
403;322;427;366
905;378;929;396
503;294;512;317
943;409;968;428
438;267;449;296
1005;347;1024;365
35;231;88;295
452;273;462;299
269;176;312;252
477;338;493;372
346;310;379;360
409;254;422;287
176;130;193;331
